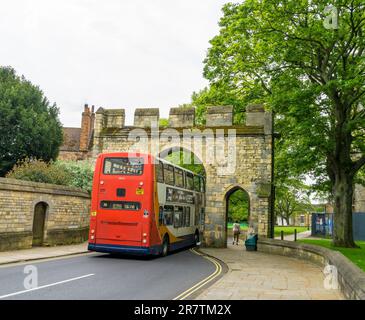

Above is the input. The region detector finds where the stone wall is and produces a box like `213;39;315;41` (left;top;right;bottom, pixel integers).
258;238;365;300
92;105;273;247
58;150;90;161
0;178;90;251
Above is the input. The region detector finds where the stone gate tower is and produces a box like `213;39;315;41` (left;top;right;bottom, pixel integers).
92;105;273;247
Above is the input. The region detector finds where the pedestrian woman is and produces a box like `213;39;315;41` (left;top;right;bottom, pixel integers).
232;220;241;245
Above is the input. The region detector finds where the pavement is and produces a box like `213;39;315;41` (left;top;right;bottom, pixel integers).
0;242;89;265
195;241;343;300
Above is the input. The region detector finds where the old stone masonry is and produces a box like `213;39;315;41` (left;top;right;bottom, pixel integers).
92;105;274;248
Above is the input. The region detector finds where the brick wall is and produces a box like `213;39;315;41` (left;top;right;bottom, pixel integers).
0;178;90;251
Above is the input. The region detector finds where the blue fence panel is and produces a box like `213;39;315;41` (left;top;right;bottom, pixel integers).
353;213;365;241
312;212;365;240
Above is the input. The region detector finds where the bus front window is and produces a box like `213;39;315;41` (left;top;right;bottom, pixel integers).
103;157;144;175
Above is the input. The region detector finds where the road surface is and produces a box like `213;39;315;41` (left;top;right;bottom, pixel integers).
0;249;217;300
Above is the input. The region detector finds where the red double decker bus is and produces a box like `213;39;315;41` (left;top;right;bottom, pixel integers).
88;152;205;256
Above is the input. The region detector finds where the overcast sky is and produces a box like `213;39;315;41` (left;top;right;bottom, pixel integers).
0;0;232;127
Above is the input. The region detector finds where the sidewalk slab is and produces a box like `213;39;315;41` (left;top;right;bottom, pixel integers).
0;242;89;265
195;242;343;300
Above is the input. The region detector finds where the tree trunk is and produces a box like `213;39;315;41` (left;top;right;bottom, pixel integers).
332;172;357;248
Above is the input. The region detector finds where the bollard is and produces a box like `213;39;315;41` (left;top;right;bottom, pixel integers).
280;230;284;240
294;229;297;241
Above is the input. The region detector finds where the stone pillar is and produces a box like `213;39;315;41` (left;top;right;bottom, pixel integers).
134;108;159;127
168;107;195;127
206;106;233;127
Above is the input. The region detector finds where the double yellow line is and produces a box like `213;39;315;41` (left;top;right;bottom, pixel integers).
173;248;222;300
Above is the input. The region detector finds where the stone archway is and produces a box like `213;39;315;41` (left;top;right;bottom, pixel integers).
32;202;48;246
224;186;250;247
92;104;273;247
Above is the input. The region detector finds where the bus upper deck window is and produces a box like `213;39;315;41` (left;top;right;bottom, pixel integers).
164;165;174;185
175;168;184;188
193;175;200;192
103;157;144;175
157;161;164;183
186;172;194;190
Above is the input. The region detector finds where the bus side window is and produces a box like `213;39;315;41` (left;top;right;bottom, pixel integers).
164;205;173;226
159;206;164;225
175;168;184;188
164;165;174;186
185;207;191;227
200;177;205;192
174;206;183;228
157;161;164;183
193;175;200;192
194;208;199;226
186;172;194;190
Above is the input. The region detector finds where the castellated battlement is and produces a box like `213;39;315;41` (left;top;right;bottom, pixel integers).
94;105;270;131
134;108;160;127
169;107;195;127
206;106;233;127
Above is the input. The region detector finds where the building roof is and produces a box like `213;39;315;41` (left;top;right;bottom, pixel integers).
60;127;81;152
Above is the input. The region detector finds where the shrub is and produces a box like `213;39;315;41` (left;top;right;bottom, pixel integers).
6;159;94;193
55;160;94;193
6;159;71;185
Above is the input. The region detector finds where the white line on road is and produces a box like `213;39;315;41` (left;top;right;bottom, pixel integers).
0;274;95;299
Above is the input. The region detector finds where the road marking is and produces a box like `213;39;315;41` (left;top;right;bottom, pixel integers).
0;274;95;299
173;249;222;300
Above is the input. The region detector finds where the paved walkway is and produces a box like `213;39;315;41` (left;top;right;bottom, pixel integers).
196;243;343;300
0;243;88;265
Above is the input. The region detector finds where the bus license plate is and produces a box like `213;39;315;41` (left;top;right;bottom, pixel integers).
136;188;144;195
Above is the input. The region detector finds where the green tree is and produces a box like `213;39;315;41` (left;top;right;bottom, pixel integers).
0;67;63;176
159;118;169;128
275;181;314;226
227;190;249;222
164;150;205;176
201;0;365;247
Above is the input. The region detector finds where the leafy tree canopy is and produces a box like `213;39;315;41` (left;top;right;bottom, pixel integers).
0;66;63;176
198;0;365;247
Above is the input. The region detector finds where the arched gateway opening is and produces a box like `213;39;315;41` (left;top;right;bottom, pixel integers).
158;147;207;246
225;187;250;246
32;202;48;246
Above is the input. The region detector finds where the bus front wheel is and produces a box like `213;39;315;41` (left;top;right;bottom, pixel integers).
161;235;169;257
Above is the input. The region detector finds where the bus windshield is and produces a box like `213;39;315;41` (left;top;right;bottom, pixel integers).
103;157;144;175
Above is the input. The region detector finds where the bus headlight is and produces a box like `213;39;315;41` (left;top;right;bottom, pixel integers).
142;239;147;244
